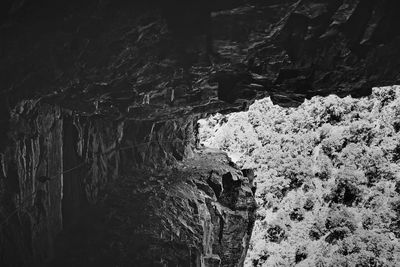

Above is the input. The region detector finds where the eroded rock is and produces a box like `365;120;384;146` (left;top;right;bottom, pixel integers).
49;149;256;266
1;0;400;266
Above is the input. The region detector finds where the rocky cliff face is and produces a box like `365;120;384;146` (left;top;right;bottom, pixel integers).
0;0;399;266
0;104;256;266
51;149;256;266
0;102;63;265
0;102;123;265
247;0;400;106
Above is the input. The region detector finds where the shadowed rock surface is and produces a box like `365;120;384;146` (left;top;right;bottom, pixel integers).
49;150;256;266
0;0;400;266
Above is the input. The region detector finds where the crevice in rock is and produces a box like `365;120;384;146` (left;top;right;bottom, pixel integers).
218;214;225;244
61;115;87;229
222;172;241;192
207;171;222;198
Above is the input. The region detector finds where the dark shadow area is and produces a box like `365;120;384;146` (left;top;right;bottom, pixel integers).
61;116;87;228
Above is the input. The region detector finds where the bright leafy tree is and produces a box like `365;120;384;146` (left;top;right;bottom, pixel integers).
198;86;400;266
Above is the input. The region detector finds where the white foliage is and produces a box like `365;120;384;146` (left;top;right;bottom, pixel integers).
199;86;400;267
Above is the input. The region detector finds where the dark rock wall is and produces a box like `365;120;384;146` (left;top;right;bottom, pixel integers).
61;114;123;227
1;0;400;266
249;0;400;105
0;102;125;266
1;0;400;111
119;116;197;169
71;116;123;204
0;103;255;266
0;102;63;265
95;150;256;267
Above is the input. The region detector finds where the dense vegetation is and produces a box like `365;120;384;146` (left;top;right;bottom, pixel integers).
198;86;400;266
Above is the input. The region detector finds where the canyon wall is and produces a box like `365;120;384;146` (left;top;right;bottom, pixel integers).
1;0;400;266
0;102;63;265
0;103;256;266
0;102;123;265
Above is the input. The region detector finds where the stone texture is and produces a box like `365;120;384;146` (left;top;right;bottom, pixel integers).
0;102;125;266
0;102;63;265
1;0;400;266
0;106;256;266
48;149;256;266
248;0;400;106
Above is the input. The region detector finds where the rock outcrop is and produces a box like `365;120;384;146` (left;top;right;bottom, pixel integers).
0;102;63;265
0;102;256;266
50;149;256;266
1;0;400;266
0;102;123;265
248;0;400;106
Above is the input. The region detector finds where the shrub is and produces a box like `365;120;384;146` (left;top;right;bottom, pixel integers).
198;86;400;266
